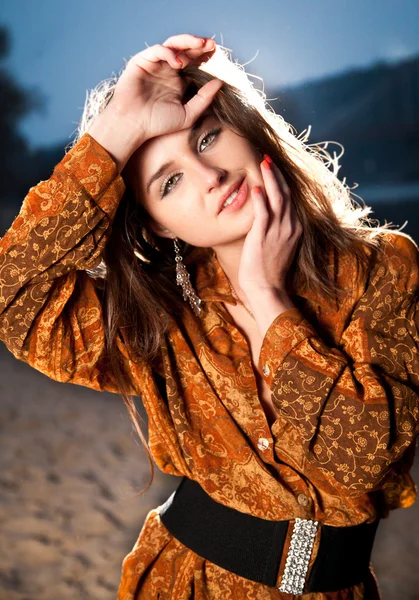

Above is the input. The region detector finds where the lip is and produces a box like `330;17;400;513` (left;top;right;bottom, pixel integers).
218;178;249;214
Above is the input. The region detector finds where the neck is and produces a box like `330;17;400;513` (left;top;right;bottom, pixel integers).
212;238;246;302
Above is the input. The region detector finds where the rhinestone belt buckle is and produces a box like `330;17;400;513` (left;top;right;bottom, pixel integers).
278;518;319;595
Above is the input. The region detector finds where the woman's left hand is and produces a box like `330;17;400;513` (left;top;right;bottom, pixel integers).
238;156;303;295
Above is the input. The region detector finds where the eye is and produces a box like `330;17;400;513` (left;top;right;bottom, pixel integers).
198;128;220;152
160;127;221;198
160;173;181;198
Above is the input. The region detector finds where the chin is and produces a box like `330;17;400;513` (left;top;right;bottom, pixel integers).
224;222;254;246
237;205;255;233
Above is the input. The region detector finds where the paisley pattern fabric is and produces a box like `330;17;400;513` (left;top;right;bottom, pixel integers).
1;132;418;600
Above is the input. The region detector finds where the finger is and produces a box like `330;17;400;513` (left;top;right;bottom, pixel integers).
197;48;217;64
182;78;224;128
267;158;292;225
270;161;297;226
168;41;216;69
290;209;304;241
260;157;284;219
270;159;290;196
132;45;183;70
251;185;270;235
185;40;216;57
177;44;216;66
164;37;215;56
162;33;208;49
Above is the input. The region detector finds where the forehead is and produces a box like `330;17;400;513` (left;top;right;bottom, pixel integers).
138;109;219;165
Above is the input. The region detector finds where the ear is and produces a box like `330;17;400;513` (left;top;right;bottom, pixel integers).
147;217;174;239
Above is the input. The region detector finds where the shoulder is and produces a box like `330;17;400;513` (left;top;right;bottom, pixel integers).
369;231;419;295
379;230;418;259
334;230;419;317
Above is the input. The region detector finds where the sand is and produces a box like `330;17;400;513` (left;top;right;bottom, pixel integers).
0;343;418;600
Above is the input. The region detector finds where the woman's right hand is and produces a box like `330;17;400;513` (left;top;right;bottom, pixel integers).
87;34;224;171
111;33;223;140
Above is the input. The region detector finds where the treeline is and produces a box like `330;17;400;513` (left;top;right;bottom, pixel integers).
1;22;418;239
269;55;419;187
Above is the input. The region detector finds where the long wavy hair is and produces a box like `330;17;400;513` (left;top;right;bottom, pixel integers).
70;44;405;494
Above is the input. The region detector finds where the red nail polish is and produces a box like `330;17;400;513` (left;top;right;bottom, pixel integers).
175;52;183;66
264;154;273;164
253;185;261;194
261;159;271;170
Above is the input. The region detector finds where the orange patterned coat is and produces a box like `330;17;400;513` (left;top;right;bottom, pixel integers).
1;133;418;599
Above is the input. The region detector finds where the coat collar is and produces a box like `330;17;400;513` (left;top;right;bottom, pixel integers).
191;246;310;305
192;247;238;304
190;244;344;311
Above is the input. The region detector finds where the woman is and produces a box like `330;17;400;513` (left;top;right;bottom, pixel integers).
1;33;418;599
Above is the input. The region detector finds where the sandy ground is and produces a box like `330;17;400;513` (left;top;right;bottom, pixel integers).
0;342;418;600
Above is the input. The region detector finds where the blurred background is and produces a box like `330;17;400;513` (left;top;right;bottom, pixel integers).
0;1;418;598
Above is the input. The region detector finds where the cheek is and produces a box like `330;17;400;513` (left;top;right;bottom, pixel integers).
171;213;214;245
149;201;207;243
225;133;258;159
158;201;214;245
177;207;255;248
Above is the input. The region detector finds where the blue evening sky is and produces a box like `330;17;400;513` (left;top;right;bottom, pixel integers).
3;0;419;149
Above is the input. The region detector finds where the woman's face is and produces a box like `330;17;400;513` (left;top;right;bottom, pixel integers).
127;109;265;250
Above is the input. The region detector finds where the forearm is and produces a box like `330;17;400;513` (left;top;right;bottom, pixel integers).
0;133;125;356
87;107;147;174
252;240;419;493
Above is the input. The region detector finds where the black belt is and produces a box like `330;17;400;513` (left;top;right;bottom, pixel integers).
159;477;379;594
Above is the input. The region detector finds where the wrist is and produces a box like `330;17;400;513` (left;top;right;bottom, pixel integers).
87;108;147;174
242;284;290;304
244;287;296;338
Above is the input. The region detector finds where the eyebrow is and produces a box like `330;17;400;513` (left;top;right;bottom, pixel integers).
145;112;214;194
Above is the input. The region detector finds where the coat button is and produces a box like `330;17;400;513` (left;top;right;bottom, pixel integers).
262;364;270;377
297;493;310;507
257;437;270;451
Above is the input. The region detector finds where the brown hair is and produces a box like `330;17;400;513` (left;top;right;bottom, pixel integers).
73;46;405;494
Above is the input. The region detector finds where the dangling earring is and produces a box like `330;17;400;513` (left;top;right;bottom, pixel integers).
173;238;202;316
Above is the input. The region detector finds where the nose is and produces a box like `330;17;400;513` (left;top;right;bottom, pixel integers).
190;157;226;192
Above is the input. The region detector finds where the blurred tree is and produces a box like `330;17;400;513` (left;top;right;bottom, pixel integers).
0;25;45;200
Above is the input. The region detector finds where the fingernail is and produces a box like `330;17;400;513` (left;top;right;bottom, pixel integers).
201;38;207;46
175;52;183;66
264;154;273;164
253;185;261;194
261;159;271;170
